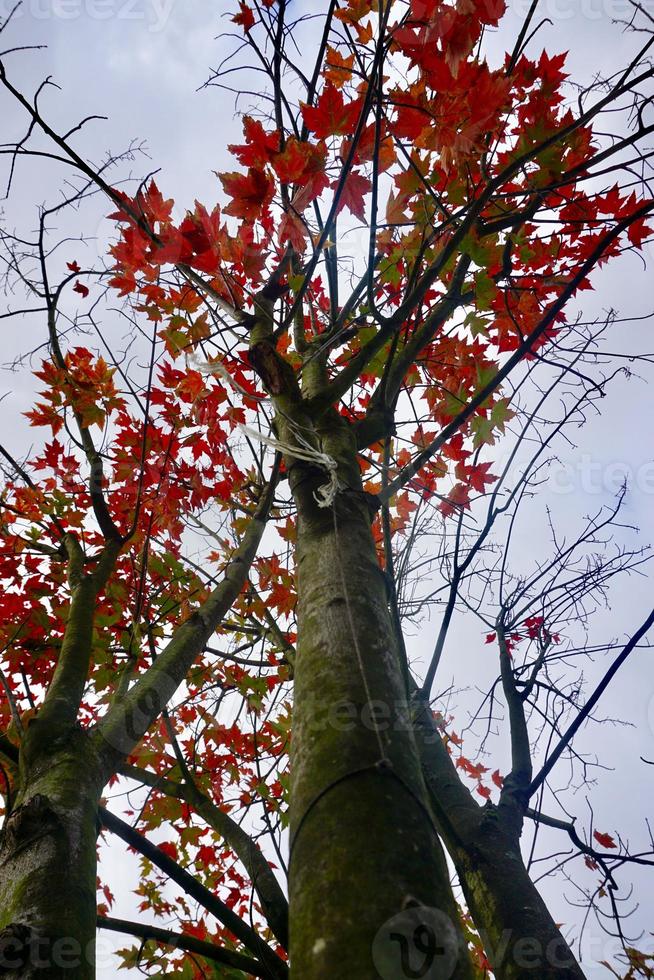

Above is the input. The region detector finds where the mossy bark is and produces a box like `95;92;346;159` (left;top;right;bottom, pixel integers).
415;707;586;980
452;820;586;980
0;724;103;979
287;416;473;979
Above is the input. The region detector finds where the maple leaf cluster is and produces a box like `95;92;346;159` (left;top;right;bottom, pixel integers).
97;0;653;538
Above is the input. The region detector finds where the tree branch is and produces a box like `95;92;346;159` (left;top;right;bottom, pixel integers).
95;465;279;768
378;200;654;503
120;762;289;949
529;605;654;796
97;915;269;977
99;808;287;979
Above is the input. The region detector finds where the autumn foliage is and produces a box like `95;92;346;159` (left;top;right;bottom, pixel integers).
0;0;653;976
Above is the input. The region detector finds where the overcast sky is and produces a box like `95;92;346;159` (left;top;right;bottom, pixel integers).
1;0;654;976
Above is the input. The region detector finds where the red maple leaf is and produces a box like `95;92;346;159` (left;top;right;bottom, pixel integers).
302;85;362;139
333;171;372;221
220;168;275;221
627;215;652;249
228;116;279;169
272;138;315;184
141;179;174;225
232;1;255;32
73;281;90;298
466;462;498;493
439;482;471;517
593;830;617;849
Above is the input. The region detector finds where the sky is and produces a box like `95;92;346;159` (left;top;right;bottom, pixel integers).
1;0;654;976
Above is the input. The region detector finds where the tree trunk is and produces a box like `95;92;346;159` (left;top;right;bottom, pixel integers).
0;724;103;979
414;706;587;980
452;819;586;980
288;416;473;980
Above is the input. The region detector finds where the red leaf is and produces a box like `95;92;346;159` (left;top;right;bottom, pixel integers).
278;211;308;251
627;216;652;250
466;461;498;494
232;1;255;31
272;138;315;184
477;0;507;26
67;260;81;273
140;180;174;225
491;769;504;789
333;171;371;221
439;482;471;517
196;844;217;866
301;85;362;139
593;830;617;849
73;281;90;298
109;272;136;296
229;117;279;169
219;168;275;221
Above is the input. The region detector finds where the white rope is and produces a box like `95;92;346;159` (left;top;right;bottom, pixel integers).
238;423;340;508
186;352;267;400
187;352;338;504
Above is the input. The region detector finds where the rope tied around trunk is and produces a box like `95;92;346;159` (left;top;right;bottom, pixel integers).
238;423;341;508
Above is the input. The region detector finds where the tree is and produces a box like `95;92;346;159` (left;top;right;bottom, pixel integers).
0;0;653;977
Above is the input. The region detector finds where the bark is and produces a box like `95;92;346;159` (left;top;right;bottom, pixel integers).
0;537;116;979
414;703;587;980
453;821;586;980
0;725;104;979
287;414;473;980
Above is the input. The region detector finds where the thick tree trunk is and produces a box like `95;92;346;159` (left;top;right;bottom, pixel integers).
288;417;473;980
453;824;586;980
415;708;586;980
0;724;103;979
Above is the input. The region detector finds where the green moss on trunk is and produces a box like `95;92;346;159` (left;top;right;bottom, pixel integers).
0;726;103;979
454;814;587;980
288;417;473;979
